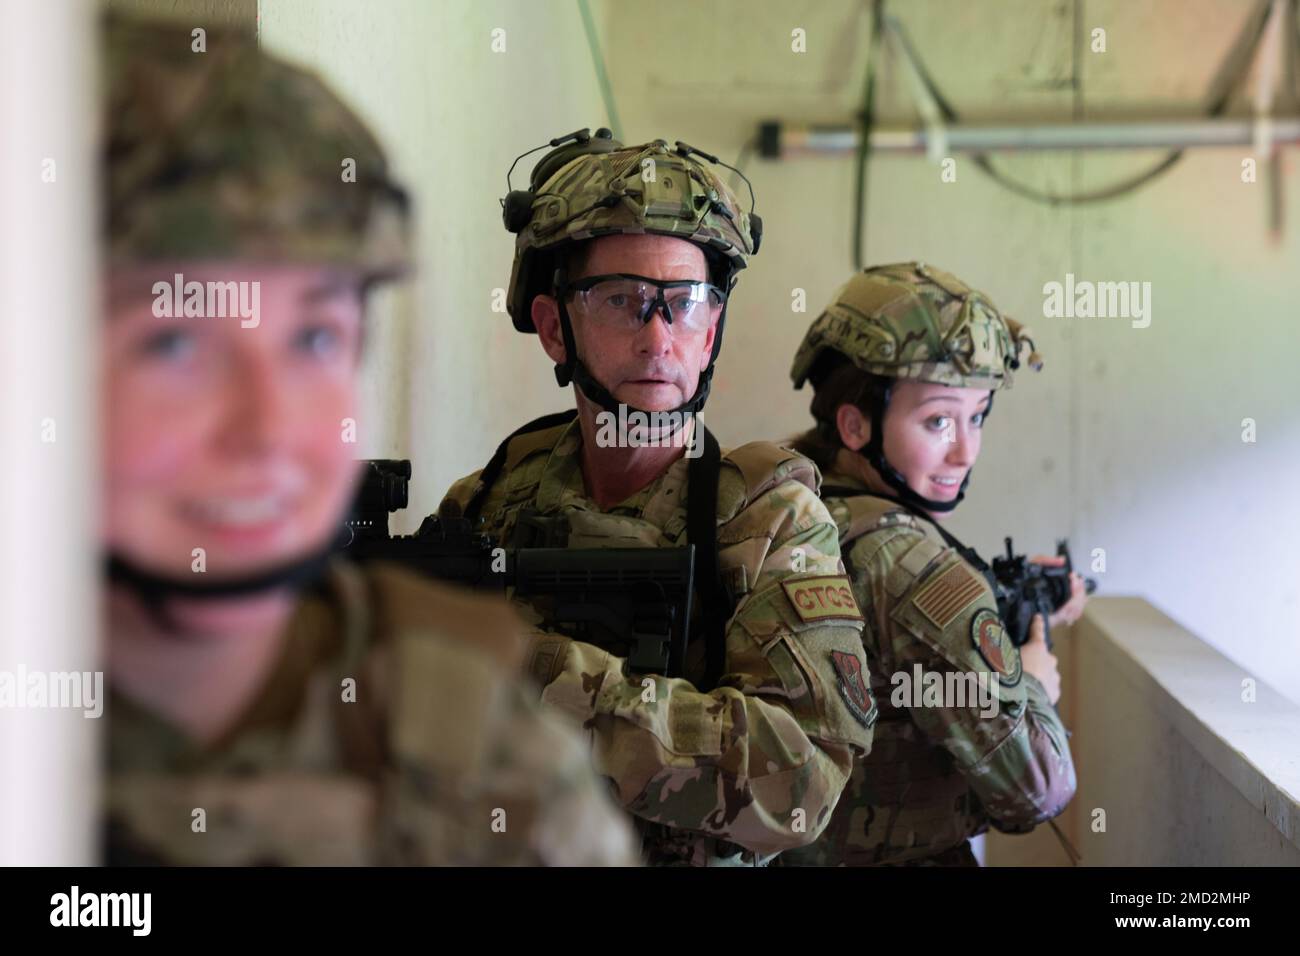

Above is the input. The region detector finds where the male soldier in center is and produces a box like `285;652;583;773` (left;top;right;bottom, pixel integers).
438;129;876;865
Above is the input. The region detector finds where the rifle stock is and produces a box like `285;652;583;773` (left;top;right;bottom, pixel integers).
341;460;695;676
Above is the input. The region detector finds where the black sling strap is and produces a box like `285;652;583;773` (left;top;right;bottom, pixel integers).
463;409;579;523
686;424;729;690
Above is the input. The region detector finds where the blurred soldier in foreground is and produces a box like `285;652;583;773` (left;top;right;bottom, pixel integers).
101;14;636;865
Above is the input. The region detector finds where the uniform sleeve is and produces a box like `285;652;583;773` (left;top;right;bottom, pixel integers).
856;532;1076;831
978;671;1076;832
526;477;875;858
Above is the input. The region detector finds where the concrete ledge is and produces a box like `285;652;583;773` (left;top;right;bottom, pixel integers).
1082;597;1299;855
988;597;1299;865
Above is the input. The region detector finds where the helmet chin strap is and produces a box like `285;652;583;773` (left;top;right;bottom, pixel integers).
105;537;338;630
856;384;995;514
553;294;727;435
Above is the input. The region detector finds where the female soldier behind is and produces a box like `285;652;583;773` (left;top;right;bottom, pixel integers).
781;262;1085;866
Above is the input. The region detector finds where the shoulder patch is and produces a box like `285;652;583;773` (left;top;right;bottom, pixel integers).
911;561;985;629
781;574;863;624
830;649;878;729
970;608;1022;686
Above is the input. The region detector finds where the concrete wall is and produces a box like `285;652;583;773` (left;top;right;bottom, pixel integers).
990;598;1300;865
257;0;610;528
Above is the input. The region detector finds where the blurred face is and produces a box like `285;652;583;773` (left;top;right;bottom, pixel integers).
533;234;719;412
839;380;990;508
104;262;365;622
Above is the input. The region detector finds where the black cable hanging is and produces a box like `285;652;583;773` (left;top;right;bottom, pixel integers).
893;0;1277;206
903;0;1276;206
845;0;1282;268
853;0;887;270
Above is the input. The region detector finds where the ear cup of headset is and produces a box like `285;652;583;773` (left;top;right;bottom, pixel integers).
502;190;535;233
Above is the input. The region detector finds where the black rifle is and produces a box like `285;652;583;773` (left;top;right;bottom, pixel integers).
991;538;1097;650
340;459;695;676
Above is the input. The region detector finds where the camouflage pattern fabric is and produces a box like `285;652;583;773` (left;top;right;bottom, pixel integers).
440;419;876;866
106;562;640;866
790;262;1042;392
104;14;410;280
781;473;1076;866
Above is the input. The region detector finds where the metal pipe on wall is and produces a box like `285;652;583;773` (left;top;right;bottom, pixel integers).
761;119;1300;156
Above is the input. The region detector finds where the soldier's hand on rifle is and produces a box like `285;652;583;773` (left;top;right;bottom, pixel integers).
1029;554;1089;628
1019;614;1061;705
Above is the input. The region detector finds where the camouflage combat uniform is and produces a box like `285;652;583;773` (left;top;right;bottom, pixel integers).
455;132;876;865
441;422;876;866
103;15;636;866
781;473;1076;865
782;263;1076;866
107;562;639;865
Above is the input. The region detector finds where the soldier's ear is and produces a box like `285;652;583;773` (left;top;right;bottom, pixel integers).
698;313;719;366
533;294;567;365
836;403;871;451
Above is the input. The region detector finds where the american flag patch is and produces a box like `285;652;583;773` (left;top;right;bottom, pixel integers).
911;562;985;629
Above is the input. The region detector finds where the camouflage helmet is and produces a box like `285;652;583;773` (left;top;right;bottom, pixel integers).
502;130;761;331
791;262;1042;392
105;14;411;281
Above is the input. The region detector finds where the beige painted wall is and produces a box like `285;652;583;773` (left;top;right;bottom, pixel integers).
257;0;610;528
988;599;1300;866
